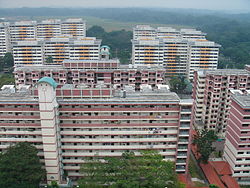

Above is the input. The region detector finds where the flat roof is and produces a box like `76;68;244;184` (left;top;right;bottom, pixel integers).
197;69;250;76
232;94;250;108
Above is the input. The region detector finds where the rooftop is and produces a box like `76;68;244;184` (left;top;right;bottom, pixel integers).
209;161;232;176
14;62;165;72
197;69;250;76
232;93;250;108
37;77;58;89
0;82;182;104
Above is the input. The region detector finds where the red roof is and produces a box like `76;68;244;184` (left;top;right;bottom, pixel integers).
200;163;226;188
178;174;189;185
210;161;232;176
221;175;240;188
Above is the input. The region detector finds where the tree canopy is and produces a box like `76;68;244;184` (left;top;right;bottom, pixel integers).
45;55;54;64
87;25;132;64
0;142;46;188
0;73;15;88
193;129;218;164
79;150;184;188
3;52;14;70
169;76;188;94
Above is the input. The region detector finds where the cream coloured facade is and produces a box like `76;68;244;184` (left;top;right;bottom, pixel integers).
12;37;101;66
132;25;220;79
9;21;37;43
61;18;86;38
187;41;220;80
12;40;44;66
0;18;86;58
37;19;61;39
0;22;11;57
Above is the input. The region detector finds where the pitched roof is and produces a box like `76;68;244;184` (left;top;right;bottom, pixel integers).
200;163;226;188
37;77;58;89
210;161;232;176
221;175;240;188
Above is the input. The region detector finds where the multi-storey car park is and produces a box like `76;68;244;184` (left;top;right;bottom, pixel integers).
132;25;220;79
224;91;250;185
0;77;192;185
192;67;250;137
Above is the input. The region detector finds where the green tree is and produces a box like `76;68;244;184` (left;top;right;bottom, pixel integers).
3;52;14;72
87;25;106;39
0;74;15;88
209;184;219;188
87;26;132;64
193;128;218;164
48;180;59;188
0;142;46;188
79;150;183;188
46;55;54;64
0;56;3;72
169;76;187;94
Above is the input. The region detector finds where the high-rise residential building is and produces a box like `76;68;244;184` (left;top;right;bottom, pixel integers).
156;27;180;39
13;59;165;90
132;25;220;79
132;37;164;66
12;37;101;66
12;40;44;66
187;41;220;80
68;37;101;60
133;25;156;39
180;28;206;41
0;22;11;57
224;92;250;185
61;18;86;38
9;21;37;43
37;19;61;39
0;18;87;58
192;68;250;136
163;38;189;77
43;37;70;65
0;77;192;184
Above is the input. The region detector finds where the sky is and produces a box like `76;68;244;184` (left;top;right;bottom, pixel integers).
0;0;250;12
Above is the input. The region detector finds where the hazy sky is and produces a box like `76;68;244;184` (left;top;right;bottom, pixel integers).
0;0;250;11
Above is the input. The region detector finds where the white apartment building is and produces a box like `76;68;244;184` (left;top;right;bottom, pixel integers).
43;37;70;65
9;21;37;43
0;22;11;57
37;19;61;39
133;25;156;39
12;40;44;66
156;27;180;39
0;18;86;58
180;28;206;41
12;37;101;66
187;41;220;80
61;18;86;38
68;37;101;60
132;25;220;79
132;37;164;66
163;38;189;77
